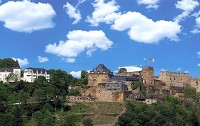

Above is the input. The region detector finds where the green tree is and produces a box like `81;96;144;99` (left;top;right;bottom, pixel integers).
34;111;43;125
49;69;71;96
33;88;45;100
12;107;23;126
131;81;141;90
69;88;80;96
41;110;55;126
0;112;12;126
0;58;16;68
6;73;18;82
81;70;88;79
184;87;196;99
118;68;127;73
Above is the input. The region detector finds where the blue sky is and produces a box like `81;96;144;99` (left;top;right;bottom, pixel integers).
0;0;200;78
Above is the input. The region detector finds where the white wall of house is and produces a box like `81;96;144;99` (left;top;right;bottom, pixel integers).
0;68;21;83
23;68;50;82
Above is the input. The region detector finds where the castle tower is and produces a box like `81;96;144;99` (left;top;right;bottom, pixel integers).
141;66;154;85
88;64;113;86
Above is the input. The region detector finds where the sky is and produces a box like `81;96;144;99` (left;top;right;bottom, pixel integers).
0;0;200;78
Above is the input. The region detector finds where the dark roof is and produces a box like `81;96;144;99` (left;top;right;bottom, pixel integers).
90;64;112;74
110;76;139;82
14;60;20;69
0;68;13;72
25;68;49;74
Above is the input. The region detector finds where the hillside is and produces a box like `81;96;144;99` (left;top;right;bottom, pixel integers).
55;102;125;126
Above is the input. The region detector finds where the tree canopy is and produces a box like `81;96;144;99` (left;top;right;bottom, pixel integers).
0;58;19;68
118;68;127;73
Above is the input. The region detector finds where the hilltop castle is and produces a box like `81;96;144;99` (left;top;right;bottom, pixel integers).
69;64;200;103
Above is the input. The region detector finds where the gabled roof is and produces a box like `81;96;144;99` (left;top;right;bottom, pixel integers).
14;60;20;69
90;64;112;74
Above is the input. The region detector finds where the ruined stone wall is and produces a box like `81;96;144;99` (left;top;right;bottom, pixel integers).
96;90;125;102
80;86;97;97
191;78;200;92
116;71;141;76
88;73;110;86
158;71;191;87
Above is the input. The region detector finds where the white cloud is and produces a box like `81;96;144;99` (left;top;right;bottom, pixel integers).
76;0;86;7
86;0;121;26
191;17;200;34
45;30;113;63
191;29;200;34
176;67;182;71
63;2;81;24
197;51;200;57
196;17;200;27
12;58;29;67
198;63;200;67
70;71;81;78
184;71;189;73
0;0;56;32
118;65;142;72
37;56;49;63
137;0;159;9
112;11;181;43
174;0;199;23
160;68;167;71
66;58;76;63
193;10;200;17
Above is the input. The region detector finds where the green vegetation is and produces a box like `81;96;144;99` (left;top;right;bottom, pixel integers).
116;96;200;126
0;58;18;68
82;118;93;126
118;68;127;73
98;83;107;87
131;81;141;90
0;68;88;126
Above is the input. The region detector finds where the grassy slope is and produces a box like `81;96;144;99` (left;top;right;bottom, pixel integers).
64;102;125;125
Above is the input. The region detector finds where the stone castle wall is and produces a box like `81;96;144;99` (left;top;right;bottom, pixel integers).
191;78;200;92
88;73;110;86
158;71;191;87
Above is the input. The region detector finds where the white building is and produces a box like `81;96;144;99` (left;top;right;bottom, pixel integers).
0;61;21;83
23;68;50;82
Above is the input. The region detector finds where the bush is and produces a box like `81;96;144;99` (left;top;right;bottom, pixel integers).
131;82;141;90
82;118;93;126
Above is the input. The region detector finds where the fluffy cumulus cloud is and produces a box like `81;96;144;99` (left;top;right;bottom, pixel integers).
174;0;199;23
137;0;159;9
118;65;142;72
45;30;113;63
70;71;81;78
198;63;200;67
86;0;121;26
12;58;29;67
112;11;181;43
0;0;56;32
37;56;49;63
63;2;81;24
